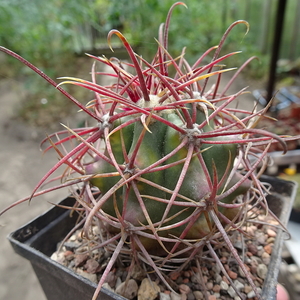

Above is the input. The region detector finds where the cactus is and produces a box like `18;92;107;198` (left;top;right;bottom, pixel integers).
1;2;298;300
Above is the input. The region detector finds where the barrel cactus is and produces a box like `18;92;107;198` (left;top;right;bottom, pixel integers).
1;2;296;300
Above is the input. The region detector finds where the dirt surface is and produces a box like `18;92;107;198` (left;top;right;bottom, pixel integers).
0;66;264;300
0;79;66;300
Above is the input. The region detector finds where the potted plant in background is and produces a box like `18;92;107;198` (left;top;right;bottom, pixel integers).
0;2;298;300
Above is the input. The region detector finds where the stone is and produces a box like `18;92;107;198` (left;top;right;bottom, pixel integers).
64;241;80;251
215;274;222;284
212;284;220;293
247;290;256;298
170;292;182;300
256;232;266;244
74;253;89;267
102;283;114;292
257;264;268;279
261;251;270;265
227;286;237;298
116;279;138;300
104;271;117;288
206;281;213;290
179;284;190;294
190;275;199;284
228;270;238;280
247;243;258;255
170;271;181;281
84;258;99;274
115;277;122;289
160;292;171;300
243;285;252;294
193;291;204;300
247;288;261;298
187;291;195;300
76;268;97;283
264;244;273;254
233;280;244;292
137;278;160;300
130;264;147;281
51;251;65;264
267;228;277;237
220;281;229;291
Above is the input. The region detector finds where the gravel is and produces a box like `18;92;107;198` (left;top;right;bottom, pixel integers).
51;211;280;300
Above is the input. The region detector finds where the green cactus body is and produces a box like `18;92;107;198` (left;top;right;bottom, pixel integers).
122;116;167;226
87;103;251;249
86;117;134;217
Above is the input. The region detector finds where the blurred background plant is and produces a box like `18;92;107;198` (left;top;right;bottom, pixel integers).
0;0;299;129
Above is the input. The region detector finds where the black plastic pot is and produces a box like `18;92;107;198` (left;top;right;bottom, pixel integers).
8;176;297;300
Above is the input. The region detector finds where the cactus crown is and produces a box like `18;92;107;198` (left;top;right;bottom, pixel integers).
1;2;296;300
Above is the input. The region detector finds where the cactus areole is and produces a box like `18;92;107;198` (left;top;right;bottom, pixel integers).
1;2;295;300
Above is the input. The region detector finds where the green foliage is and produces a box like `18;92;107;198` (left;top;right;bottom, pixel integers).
105;0;266;75
0;0;106;68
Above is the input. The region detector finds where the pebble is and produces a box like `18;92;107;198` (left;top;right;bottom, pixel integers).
131;265;147;281
116;279;138;300
84;258;99;274
170;271;181;281
184;271;191;278
261;251;271;265
160;292;171;300
115;277;122;289
187;291;195;300
179;284;191;295
264;244;273;254
267;228;277;237
51;251;65;264
137;278;159;300
266;237;275;244
102;282;114;291
233;239;243;250
256;232;266;244
64;241;80;251
215;274;222;284
247;243;258;255
74;253;89;267
212;284;220;293
238;265;248;278
257;264;268;279
233;279;244;291
193;291;204;300
227;286;237;298
211;264;221;275
247;289;256;298
190;275;199;284
76;268;97;283
104;271;117;288
243;285;252;294
228;270;238;280
170;292;181;300
247;287;262;298
220;280;229;290
206;281;213;290
64;250;74;259
222;276;230;284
